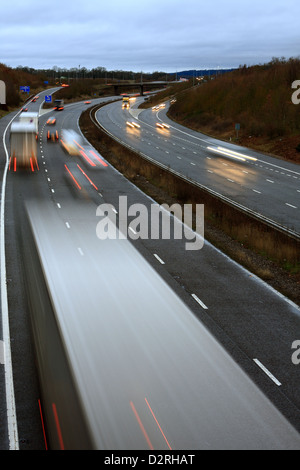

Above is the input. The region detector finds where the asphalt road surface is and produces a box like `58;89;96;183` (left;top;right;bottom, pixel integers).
0;92;299;449
95;98;300;234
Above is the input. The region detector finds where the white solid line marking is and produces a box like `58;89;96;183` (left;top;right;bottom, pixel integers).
2;114;19;449
154;254;165;265
192;294;208;309
0;340;4;365
253;359;281;386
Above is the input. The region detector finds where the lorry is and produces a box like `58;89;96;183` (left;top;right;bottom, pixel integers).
122;95;130;109
54;99;64;111
19;111;39;136
10;121;38;171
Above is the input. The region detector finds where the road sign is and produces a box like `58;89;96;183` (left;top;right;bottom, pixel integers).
45;95;52;102
20;86;30;93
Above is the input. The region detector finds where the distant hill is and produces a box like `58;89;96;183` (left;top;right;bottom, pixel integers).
167;58;300;162
169;68;236;79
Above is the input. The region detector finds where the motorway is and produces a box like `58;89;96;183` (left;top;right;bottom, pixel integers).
0;90;299;449
95;98;300;234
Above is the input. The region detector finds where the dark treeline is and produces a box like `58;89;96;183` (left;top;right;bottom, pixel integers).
13;65;168;82
0;62;169;109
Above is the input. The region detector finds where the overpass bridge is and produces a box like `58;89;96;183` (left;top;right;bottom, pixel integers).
110;81;173;96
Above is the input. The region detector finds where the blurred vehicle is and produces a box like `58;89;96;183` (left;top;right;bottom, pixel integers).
84;101;91;104
19;111;39;140
60;129;82;155
47;117;56;125
19;111;39;133
21;107;28;112
9;121;38;171
64;161;98;196
47;129;59;142
31;96;39;102
126;121;140;129
54;99;64;111
156;122;170;129
79;145;108;168
21;200;300;450
122;95;130;109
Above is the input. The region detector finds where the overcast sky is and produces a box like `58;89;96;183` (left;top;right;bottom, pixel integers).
1;0;299;72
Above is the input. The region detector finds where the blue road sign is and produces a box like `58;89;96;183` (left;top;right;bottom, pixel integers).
20;86;30;93
45;95;52;102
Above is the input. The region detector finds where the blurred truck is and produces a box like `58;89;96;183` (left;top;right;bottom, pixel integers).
10;121;38;171
19;111;39;135
122;95;130;109
54;99;64;111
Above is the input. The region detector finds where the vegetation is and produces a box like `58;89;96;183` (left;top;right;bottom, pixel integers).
0;62;169;114
165;58;300;162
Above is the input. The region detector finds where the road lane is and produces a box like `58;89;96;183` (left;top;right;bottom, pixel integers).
0;94;299;448
22;199;300;449
95;99;300;233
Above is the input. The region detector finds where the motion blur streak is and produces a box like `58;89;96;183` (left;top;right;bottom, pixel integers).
22;201;300;449
80;149;96;167
74;139;84;150
90;150;108;167
52;403;65;450
130;401;154;450
217;147;257;161
145;398;172;450
77;165;98;190
207;146;246;161
64;164;81;189
38;399;48;450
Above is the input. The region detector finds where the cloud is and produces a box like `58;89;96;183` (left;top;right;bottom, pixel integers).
1;0;299;71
